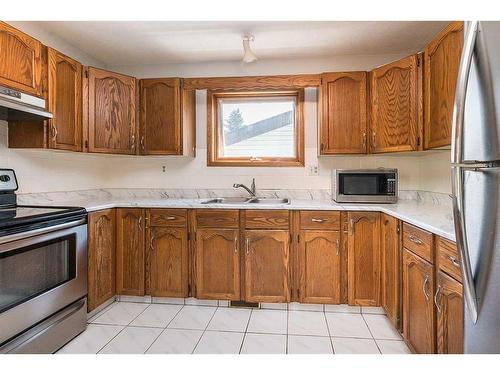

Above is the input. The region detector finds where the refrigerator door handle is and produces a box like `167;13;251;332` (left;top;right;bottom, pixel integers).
451;21;479;165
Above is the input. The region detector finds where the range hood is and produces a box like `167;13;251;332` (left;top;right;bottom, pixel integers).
0;86;52;122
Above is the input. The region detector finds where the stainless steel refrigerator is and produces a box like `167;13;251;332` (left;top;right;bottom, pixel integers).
452;21;500;354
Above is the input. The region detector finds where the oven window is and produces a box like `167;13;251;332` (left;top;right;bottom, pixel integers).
339;174;387;195
0;235;76;314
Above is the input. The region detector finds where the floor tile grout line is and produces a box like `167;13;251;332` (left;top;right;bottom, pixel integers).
143;304;185;354
238;308;254;354
95;324;128;354
285;308;289;354
360;313;381;354
191;306;219;354
323;311;335;354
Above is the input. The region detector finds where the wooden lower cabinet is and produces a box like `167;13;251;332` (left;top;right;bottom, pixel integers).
195;228;240;300
116;208;145;296
148;226;188;297
298;230;340;304
244;230;290;303
436;271;464;354
87;209;116;312
402;248;435;353
381;214;401;329
347;212;381;306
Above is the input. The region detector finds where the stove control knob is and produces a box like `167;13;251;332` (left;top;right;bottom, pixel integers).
0;175;11;182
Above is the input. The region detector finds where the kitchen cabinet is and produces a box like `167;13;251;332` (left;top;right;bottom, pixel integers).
347;211;380;306
195;228;240;300
380;213;401;329
424;21;464;149
87;209;116;312
0;22;44;97
435;270;464;354
402;248;435;354
370;54;422;153
319;72;367;154
116;208;145;296
244;229;290;303
147;209;189;298
86;67;137;155
139;78;196;156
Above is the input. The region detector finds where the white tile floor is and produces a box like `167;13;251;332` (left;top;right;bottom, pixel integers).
58;301;411;354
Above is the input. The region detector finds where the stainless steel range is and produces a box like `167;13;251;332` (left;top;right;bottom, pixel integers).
0;169;88;353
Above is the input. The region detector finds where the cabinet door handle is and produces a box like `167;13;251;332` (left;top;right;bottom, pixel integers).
434;285;442;312
51;123;58;141
408;234;424;245
245;237;250;255
311;218;325;223
234;234;238;253
138;216;143;230
131;134;136;150
422;275;430;301
447;255;460;267
336;239;340;256
140;135;145;151
150;235;155;251
372;131;376;149
362;131;366;150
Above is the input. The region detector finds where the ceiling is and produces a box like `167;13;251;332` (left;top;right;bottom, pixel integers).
33;21;449;66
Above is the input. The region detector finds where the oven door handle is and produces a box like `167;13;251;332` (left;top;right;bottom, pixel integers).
0;218;87;246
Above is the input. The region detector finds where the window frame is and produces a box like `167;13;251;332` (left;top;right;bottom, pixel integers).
207;88;305;167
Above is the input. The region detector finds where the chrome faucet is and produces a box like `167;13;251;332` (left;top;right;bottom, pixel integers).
233;178;256;197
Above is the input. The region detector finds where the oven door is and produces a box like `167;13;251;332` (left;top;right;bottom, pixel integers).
0;220;87;346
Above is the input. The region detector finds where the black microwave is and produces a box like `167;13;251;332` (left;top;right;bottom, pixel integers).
332;169;398;203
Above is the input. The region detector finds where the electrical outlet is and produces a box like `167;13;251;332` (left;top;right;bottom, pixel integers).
162;166;166;172
308;164;319;176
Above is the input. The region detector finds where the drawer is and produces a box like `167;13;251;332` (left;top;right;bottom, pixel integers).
148;209;187;227
437;238;462;282
245;210;289;229
299;211;340;230
196;209;239;228
402;223;434;263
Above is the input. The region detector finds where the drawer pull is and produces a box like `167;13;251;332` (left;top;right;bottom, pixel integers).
447;255;460;267
408;234;424;245
311;218;325;223
162;216;177;220
434;285;442;312
422;275;430;301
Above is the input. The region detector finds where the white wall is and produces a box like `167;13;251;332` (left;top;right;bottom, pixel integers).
0;23;451;195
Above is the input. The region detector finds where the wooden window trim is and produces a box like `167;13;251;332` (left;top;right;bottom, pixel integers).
207;89;305;167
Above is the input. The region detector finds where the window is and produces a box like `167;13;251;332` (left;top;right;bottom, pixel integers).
207;89;304;166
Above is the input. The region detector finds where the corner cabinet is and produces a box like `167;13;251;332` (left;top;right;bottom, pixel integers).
86;67;137;154
87;209;116;312
370;54;422;153
424;21;464;149
319;72;367;154
347;211;381;306
139;78;196;156
0;22;44;97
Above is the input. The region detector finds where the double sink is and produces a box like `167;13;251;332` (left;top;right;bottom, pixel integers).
201;197;291;205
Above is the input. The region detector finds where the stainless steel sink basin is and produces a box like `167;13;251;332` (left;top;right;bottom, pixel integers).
201;197;290;205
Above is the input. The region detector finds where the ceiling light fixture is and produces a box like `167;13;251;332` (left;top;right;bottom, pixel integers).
242;35;257;63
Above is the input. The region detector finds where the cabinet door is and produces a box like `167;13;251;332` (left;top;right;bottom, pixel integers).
0;22;43;97
139;78;181;155
381;214;401;329
402;249;435;354
47;48;82;151
436;271;464;354
370;54;421;153
319;72;367;154
347;212;380;306
424;22;463;149
195;228;240;300
245;230;290;303
298;230;340;304
88;209;116;312
87;67;136;154
148;226;188;297
116;208;145;296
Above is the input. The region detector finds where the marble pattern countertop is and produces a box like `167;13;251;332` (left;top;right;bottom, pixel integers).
18;189;455;241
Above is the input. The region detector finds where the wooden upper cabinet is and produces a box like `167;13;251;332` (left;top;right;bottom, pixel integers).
370;54;422;153
139;78;195;156
244;230;290;303
347;211;381;306
436;271;464;354
87;67;137;154
116;208;145;296
0;22;44;97
47;48;82;151
319;72;367;154
381;214;401;329
87;209;116;312
424;22;464;149
195;228;240;300
298;230;340;304
402;248;435;354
